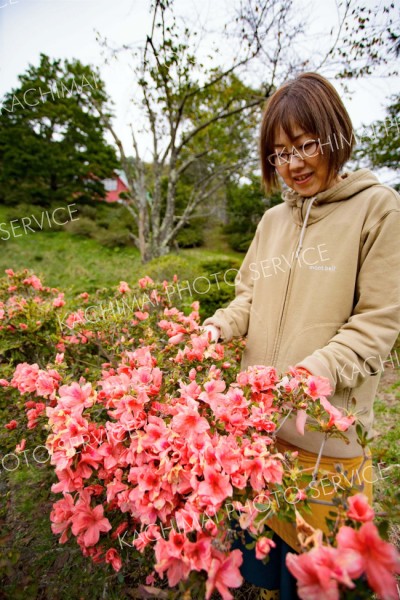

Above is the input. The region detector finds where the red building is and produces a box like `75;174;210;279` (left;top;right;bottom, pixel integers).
103;170;129;202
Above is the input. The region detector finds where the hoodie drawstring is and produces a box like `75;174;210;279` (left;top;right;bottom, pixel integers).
294;196;317;260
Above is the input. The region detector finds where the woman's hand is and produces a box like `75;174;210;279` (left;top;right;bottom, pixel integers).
200;324;221;343
294;366;312;377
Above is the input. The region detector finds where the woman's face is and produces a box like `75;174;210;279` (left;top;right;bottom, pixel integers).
273;125;341;197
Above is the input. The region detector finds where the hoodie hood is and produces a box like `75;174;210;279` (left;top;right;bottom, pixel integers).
282;168;382;260
282;168;380;211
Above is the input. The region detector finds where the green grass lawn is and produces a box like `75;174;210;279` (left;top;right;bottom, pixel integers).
0;204;243;298
0;230;143;296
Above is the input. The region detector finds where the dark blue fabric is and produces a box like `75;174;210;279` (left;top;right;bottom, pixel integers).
231;528;300;600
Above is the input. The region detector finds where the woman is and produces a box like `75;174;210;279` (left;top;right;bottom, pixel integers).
202;72;400;599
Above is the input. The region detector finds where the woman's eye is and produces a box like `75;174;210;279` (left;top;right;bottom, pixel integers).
302;140;318;155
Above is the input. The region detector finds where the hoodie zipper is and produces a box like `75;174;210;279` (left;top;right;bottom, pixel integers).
269;197;315;367
269;237;299;367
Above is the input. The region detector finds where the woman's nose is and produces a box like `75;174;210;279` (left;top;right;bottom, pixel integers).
289;154;305;168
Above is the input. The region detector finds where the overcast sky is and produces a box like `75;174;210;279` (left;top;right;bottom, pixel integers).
0;0;398;178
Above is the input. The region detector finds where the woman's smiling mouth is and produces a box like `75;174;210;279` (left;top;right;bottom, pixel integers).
293;173;313;185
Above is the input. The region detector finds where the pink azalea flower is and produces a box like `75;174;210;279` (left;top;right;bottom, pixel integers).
198;466;233;506
296;489;307;501
154;532;191;586
204;519;218;537
55;353;64;364
22;275;43;290
199;379;226;411
53;294;65;307
36;371;59;398
118;281;130;294
51;466;82;491
179;379;202;401
243;457;264;491
247;366;278;393
215;439;242;474
205;548;243;600
237;372;249;386
185;535;213;572
230;472;247;489
5;419;17;430
337;522;400;599
169;332;186;345
27;296;399;600
347;493;375;523
134;311;149;321
133;525;161;552
296;409;308;435
138;275;154;289
280;372;301;393
11;362;40;393
50;494;75;544
58;381;93;413
15;438;26;453
65;310;86;329
319;397;355;431
263;457;284;485
286;545;359;600
171;401;210;438
105;548;122;572
255;537;276;560
184;334;210;361
70;501;112;547
145;572;156;585
106;478;127;503
305;376;332;400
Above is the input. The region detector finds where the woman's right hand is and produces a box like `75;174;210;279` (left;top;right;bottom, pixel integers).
200;324;221;343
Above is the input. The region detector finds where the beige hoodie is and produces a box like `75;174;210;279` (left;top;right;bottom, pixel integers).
203;169;400;457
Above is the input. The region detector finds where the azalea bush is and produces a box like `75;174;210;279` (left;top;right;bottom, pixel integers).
0;268;65;369
1;269;399;600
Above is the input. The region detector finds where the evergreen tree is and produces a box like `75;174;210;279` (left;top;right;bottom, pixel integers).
355;94;399;189
0;54;118;206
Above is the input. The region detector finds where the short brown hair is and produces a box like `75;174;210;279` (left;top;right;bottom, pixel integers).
260;72;354;193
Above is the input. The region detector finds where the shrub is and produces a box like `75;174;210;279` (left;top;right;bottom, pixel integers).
176;217;206;248
140;255;203;287
223;178;281;252
0;269;65;370
225;232;255;253
91;228;132;248
1;269;399;600
64;216;99;237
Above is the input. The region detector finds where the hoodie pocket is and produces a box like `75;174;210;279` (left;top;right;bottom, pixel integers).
278;321;344;371
340;387;352;410
347;374;379;417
